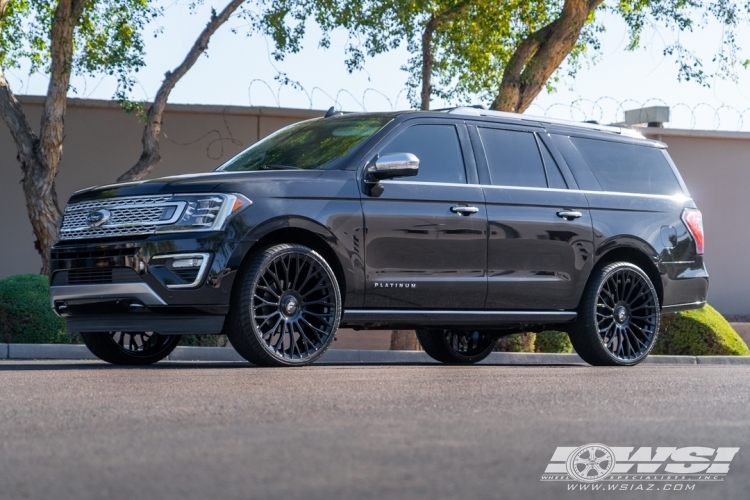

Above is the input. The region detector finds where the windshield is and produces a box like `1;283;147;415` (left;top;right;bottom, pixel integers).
216;115;393;172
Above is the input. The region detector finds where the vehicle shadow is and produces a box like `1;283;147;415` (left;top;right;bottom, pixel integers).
0;360;586;371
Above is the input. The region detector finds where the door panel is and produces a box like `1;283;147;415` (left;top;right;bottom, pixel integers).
363;181;487;309
469;123;595;310
361;121;487;310
484;186;594;309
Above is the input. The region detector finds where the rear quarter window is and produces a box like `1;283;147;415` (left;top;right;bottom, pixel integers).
570;137;683;196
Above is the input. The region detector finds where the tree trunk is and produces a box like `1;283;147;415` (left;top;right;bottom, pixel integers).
0;0;88;275
390;330;422;350
420;18;437;111
117;0;245;183
419;1;473;111
491;0;603;113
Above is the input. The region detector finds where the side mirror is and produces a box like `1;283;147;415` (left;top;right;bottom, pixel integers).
367;153;419;180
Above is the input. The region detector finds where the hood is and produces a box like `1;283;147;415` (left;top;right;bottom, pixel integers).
67;170;325;204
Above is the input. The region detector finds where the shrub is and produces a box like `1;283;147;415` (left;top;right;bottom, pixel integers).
535;331;573;353
180;335;229;347
653;304;750;356
0;274;69;344
495;332;536;352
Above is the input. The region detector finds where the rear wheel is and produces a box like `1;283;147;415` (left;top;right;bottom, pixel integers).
226;244;341;367
416;329;497;364
80;331;180;365
570;262;660;366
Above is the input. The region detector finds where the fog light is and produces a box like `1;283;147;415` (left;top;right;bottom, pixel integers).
172;258;203;268
150;252;211;289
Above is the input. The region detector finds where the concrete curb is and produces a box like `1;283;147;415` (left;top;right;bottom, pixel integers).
2;343;750;365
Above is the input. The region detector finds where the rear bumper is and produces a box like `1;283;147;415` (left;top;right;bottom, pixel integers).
661;301;706;313
661;261;709;310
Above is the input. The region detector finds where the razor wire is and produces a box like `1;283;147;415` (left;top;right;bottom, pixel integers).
247;79;750;131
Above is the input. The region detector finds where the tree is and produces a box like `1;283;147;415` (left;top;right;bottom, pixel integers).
0;0;298;273
286;0;749;112
115;0;309;183
117;0;247;182
0;0;154;275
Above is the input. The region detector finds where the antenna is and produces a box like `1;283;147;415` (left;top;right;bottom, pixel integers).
324;106;343;118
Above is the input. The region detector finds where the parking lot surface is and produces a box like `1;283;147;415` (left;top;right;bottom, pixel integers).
1;361;748;500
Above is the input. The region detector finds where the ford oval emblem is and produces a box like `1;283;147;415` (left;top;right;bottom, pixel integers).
85;209;111;227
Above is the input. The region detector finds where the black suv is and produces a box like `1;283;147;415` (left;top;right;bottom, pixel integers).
50;107;708;367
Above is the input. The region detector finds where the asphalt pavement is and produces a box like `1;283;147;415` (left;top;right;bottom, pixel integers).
1;360;749;500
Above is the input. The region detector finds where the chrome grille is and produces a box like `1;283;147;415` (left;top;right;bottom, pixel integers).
69;196;172;212
59;195;183;241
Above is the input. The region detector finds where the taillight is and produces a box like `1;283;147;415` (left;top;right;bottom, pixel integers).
681;208;704;255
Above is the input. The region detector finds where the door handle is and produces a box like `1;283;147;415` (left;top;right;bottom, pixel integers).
557;210;583;220
450;206;479;216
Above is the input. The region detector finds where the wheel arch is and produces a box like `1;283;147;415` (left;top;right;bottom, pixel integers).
236;217;353;306
592;244;664;308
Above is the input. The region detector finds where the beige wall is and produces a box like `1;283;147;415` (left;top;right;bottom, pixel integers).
1;99;748;315
0;96;322;278
639;128;750;316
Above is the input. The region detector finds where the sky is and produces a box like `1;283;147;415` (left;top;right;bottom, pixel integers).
5;0;750;131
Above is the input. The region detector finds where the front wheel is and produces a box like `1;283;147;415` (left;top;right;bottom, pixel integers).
80;332;180;365
416;329;497;364
226;244;342;367
570;262;660;366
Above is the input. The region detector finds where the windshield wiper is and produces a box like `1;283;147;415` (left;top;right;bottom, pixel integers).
260;164;303;171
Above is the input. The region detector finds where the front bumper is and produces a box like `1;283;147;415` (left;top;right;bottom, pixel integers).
50;283;167;308
49;230;255;334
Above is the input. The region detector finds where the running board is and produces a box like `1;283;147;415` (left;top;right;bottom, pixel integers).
341;310;577;328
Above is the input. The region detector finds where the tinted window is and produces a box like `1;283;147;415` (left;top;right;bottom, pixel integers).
381;124;466;183
571;138;683;195
479;128;547;188
540;140;567;189
217;115;392;171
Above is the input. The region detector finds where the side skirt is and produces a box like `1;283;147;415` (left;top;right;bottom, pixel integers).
341;309;577;330
66;315;226;335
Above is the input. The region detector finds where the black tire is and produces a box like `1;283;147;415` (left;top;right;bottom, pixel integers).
80;332;181;365
226;244;342;367
570;262;660;366
416;329;497;364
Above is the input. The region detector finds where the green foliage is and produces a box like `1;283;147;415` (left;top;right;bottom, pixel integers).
0;274;69;344
653;304;750;356
495;332;536;352
0;0;158;79
180;334;230;347
494;331;572;353
534;331;573;353
265;0;750;108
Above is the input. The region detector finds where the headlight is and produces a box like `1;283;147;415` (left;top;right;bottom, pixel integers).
155;193;251;233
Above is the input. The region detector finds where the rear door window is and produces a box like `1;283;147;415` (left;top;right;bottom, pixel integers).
570;137;683;196
380;124;466;184
478;128;547;188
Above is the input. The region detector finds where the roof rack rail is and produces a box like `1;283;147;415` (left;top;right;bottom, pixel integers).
444;106;644;139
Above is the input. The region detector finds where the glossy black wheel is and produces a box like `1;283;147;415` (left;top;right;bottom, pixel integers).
80;331;181;365
416;329;497;364
570;262;660;366
227;244;341;367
